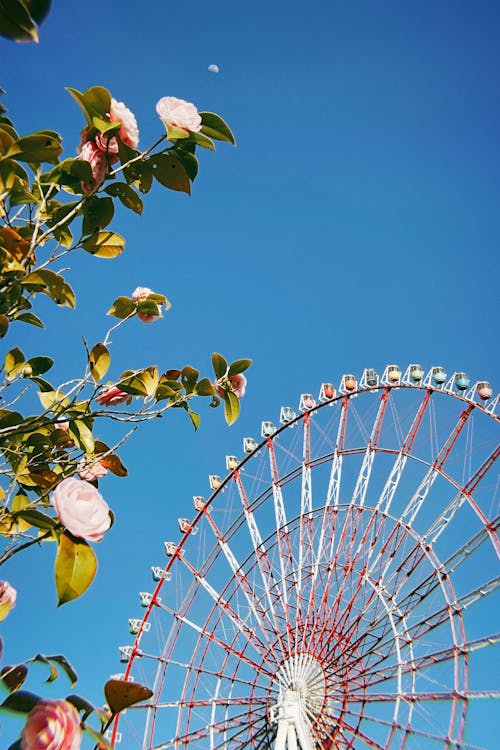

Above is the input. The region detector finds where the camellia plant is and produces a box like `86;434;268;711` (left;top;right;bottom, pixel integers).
0;65;251;747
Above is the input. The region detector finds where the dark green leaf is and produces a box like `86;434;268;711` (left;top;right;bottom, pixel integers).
188;130;215;151
1;690;40;714
66;693;95;718
0;664;28;693
82;196;114;235
15;312;44;328
55;533;97;605
151;153;190;194
212;352;227;379
104;679;153;715
42;654;78;687
200;112;236;145
26;356;53;376
104;182;143;214
172;147;199;181
0;0;38;42
28;1;52;25
181;365;199;394
228;358;252;376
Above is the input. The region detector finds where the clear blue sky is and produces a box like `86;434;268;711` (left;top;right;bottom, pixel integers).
1;0;499;747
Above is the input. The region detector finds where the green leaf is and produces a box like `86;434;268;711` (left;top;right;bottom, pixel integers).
22;269;75;308
181;365;199;394
42;654;78;687
7;132;62;164
89;342;110;382
11;509;57;530
66;86;111;125
0;690;41;714
55;533;97;605
136;299;160;317
92;116;121;135
29;654;58;683
228;358;252;376
200;112;236;145
66;693;96;719
224;390;240;426
162;122;191;141
28;1;52;25
188;130;215;151
0;1;38;42
40;158;93;186
15;312;44;328
151;153;190;194
188;409;200;431
107;296;135;319
81;231;125;258
104;182;143;214
104;679;153;715
0;664;28;693
68;420;94;453
26;356;53;376
82;196;114;235
173;147;199;181
195;377;215;396
212;352;228;379
0;314;8;338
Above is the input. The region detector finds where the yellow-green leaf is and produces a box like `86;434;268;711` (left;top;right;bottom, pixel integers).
151;154;191;194
224;390;240;426
55;533;97;605
89;343;110;382
81;231;125;259
200;112;236;145
68;420;94;454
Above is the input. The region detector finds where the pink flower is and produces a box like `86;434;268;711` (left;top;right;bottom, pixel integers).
109;97;139;148
0;580;16;621
77;458;108;482
216;373;247;399
54;421;70;431
51;477;111;542
156;96;202;133
132;286;161;323
79;140;107;194
95;98;139;156
96;385;130;406
21;699;82;750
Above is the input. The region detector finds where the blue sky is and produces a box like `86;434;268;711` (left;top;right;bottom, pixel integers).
1;1;499;747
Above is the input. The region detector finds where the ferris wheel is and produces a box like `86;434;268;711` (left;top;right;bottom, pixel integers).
111;363;499;750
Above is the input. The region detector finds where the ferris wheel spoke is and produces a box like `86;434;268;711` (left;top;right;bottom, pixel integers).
375;389;433;515
401;403;474;527
232;468;292;656
174;550;283;664
153;602;275;678
196;503;288;663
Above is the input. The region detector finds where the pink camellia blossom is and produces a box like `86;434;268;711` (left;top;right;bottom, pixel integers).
132;286;161;323
0;580;17;621
109;97;139;148
216;373;247;399
95;97;139;156
51;477;111;543
20;699;82;750
77;458;108;482
156;96;202;133
79;140;107;194
96;385;130;406
54;421;70;431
